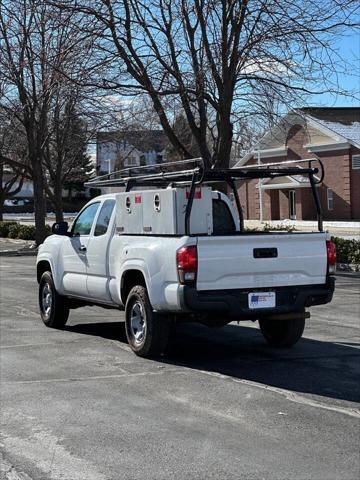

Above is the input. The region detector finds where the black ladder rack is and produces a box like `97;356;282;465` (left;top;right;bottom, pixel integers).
85;158;324;233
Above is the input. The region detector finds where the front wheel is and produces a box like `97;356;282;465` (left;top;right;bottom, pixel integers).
125;285;170;357
39;271;69;328
259;317;305;348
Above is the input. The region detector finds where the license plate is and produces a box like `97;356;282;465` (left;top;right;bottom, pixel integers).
248;291;276;309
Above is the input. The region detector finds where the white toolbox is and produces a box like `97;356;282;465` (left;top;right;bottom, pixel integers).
116;186;213;235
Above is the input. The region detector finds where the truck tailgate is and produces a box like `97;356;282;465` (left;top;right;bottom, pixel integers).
196;233;328;291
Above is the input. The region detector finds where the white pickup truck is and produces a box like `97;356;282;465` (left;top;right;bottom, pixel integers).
36;162;335;357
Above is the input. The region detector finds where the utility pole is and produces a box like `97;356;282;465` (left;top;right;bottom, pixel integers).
257;150;263;223
106;158;112;174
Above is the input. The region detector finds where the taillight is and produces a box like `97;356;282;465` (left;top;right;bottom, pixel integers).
326;240;336;275
177;246;197;284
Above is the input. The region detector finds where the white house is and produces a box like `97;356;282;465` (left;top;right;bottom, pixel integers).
96;130;167;174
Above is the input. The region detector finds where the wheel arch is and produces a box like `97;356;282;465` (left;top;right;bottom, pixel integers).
37;260;52;283
36;257;62;293
120;269;147;305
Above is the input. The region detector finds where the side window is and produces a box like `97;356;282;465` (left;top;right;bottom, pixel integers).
327;188;334;211
72;203;100;236
94;200;115;236
212;199;236;235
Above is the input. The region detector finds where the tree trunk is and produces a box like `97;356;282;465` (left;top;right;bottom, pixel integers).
54;202;64;223
0;197;4;221
53;180;64;222
0;167;4;221
215;91;234;169
32;161;48;245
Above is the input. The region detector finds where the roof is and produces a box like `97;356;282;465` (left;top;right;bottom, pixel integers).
261;174;319;190
97;130;167;153
233;107;360;168
299;107;360;148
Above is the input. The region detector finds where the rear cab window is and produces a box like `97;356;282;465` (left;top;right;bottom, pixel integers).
212;199;236;235
94;200;116;236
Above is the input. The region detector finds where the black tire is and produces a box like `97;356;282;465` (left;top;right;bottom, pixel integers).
259;317;305;348
39;271;69;328
125;285;170;357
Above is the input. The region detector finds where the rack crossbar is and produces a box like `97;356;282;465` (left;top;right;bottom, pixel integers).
85;166;320;189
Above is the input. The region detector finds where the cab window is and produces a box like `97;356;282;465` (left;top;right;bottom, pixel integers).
94;200;115;236
72;202;100;236
212;199;236;235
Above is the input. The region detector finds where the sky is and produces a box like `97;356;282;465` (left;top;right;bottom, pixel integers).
87;30;359;165
87;25;359;166
309;30;360;107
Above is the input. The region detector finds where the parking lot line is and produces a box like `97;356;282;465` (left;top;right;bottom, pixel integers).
2;368;181;385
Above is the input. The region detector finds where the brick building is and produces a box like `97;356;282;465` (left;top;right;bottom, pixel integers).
234;107;360;221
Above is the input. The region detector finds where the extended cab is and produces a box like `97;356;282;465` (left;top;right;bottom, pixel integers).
36;162;335;357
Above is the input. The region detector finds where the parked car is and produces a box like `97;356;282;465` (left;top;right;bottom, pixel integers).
4;198;31;206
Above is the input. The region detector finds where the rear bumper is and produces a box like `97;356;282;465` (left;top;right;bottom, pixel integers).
180;277;335;320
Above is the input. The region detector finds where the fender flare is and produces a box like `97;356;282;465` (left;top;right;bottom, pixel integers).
119;259;152;304
36;254;61;292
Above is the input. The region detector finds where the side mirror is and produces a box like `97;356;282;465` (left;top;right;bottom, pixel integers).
52;221;69;235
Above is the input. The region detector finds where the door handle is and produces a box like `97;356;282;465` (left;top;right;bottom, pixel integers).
79;245;87;252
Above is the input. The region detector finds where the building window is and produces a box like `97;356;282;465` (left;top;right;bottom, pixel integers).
327;188;334;211
352;155;360;169
289;190;296;219
124;156;138;167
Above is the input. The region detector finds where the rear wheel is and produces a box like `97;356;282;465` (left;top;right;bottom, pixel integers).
125;285;170;357
259;317;305;348
39;271;69;328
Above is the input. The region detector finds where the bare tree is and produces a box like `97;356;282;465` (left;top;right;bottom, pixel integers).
0;1;55;243
51;0;359;169
0;104;30;221
0;165;27;222
43;98;93;221
0;0;102;242
165;114;200;161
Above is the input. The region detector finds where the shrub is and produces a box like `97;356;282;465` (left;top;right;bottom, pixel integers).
7;223;21;239
262;222;295;233
0;221;19;237
244;223;295;233
0;221;52;241
17;224;36;240
332;237;360;265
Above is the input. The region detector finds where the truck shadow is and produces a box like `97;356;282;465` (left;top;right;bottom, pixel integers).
65;321;360;404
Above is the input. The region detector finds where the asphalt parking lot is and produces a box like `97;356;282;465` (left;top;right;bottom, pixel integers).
1;256;359;480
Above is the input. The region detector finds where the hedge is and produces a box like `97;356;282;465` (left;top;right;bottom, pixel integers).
0;221;18;237
17;224;37;240
0;221;51;241
262;222;295;233
331;236;360;265
7;223;21;239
